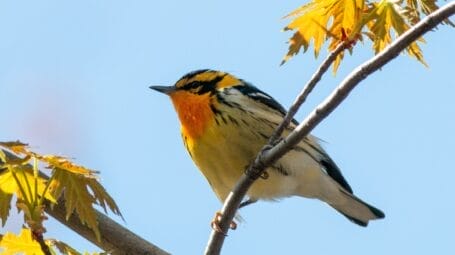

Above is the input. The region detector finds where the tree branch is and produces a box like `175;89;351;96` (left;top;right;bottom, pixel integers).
45;200;170;255
268;41;350;144
1;150;170;255
205;2;455;254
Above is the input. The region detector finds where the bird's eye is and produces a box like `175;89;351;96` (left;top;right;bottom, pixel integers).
184;81;201;91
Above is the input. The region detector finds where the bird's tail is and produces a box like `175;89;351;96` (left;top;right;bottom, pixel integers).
329;189;385;227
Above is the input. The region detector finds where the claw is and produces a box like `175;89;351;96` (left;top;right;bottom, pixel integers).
211;211;237;235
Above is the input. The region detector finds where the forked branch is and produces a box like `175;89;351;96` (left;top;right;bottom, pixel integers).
205;2;455;254
268;41;350;144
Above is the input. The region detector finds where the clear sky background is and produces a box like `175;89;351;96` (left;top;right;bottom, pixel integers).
1;1;454;254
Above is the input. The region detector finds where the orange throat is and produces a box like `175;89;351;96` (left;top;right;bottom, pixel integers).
169;90;214;139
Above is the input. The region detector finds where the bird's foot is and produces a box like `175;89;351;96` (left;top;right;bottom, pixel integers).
211;211;237;235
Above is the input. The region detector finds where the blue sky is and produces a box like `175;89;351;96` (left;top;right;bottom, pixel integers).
1;1;454;254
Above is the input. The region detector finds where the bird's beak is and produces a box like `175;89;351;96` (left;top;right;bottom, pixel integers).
149;85;177;95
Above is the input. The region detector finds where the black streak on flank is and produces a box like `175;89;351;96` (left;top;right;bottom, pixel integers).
272;164;290;176
210;103;222;115
220;115;228;124
240;118;250;127
227;115;239;126
258;131;269;140
210;103;222;126
217;94;237;109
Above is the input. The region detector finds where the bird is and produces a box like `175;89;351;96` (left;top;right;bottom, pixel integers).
150;69;385;227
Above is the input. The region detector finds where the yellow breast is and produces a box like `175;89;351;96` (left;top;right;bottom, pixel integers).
169;91;295;202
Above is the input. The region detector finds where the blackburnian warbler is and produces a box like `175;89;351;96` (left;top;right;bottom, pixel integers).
150;69;384;227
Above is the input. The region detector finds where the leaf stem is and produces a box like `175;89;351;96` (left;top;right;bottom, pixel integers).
20;165;35;205
33;157;38;206
38;170;56;206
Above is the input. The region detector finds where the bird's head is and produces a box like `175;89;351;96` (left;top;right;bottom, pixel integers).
150;69;243;97
150;69;244;138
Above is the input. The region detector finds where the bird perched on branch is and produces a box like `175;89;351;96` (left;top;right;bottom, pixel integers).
150;69;384;228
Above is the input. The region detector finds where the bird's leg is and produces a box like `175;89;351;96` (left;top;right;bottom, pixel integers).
211;211;237;235
211;199;257;234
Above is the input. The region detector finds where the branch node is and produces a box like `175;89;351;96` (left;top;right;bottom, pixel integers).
244;144;273;180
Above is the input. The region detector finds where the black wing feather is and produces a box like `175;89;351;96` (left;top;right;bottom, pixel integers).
320;157;353;194
235;82;353;193
234;83;299;125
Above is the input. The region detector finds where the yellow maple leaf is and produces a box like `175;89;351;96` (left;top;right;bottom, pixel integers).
86;178;122;216
0;229;43;255
49;239;83;255
48;238;104;255
1;141;98;178
405;0;453;25
1;142;121;245
283;1;331;60
48;169;121;241
282;0;448;70
0;147;31;167
0;165;55;235
0;164;56;203
367;0;427;66
283;0;365;68
0;149;6;163
0;141;29;155
0;190;12;227
39;155;98;177
48;169;99;239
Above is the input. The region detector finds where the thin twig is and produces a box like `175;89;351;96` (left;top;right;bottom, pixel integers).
205;2;455;254
268;41;350;144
